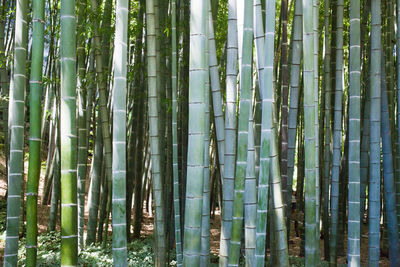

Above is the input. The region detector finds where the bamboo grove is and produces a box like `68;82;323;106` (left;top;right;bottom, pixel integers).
1;0;400;266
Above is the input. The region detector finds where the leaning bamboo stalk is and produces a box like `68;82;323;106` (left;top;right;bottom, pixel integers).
25;0;45;262
208;1;224;179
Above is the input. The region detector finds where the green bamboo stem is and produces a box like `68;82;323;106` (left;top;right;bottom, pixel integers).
368;0;381;265
347;0;361;265
254;1;270;265
48;137;60;232
0;1;9;162
89;0;113;232
244;90;257;266
227;0;253;265
25;0;45;262
111;0;129;263
380;51;400;266
286;0;302;233
171;0;183;265
201;9;211;263
322;0;331;260
396;0;400;234
146;0;166;265
264;0;289;265
329;0;345;264
60;0;78;264
208;0;224;178
280;0;289;223
312;0;320;259
220;0;238;265
183;1;207;266
47;97;60;232
303;0;317;264
76;0;88;248
86;113;103;244
3;0;28;263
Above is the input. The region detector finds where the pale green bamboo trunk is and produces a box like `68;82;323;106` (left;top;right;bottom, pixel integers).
183;1;207;266
3;0;28;264
254;1;269;266
171;0;183;265
380;50;400;266
368;1;381;265
220;0;238;265
208;0;224;178
111;0;128;264
146;0;166;265
60;0;78;264
396;0;400;234
86;121;103;245
76;0;88;248
89;0;113;242
286;0;302;226
244;88;257;266
264;0;289;265
347;0;361;265
201;4;211;265
303;0;317;265
25;0;45;263
322;0;331;260
228;0;253;265
312;0;321;259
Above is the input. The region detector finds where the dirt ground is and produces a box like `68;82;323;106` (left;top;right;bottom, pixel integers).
0;148;391;266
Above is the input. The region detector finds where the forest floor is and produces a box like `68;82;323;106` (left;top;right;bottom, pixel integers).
0;148;391;266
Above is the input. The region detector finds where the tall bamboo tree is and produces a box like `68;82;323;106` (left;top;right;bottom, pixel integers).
396;0;400;232
329;0;345;264
322;0;331;260
264;0;289;265
3;0;28;264
183;0;207;266
220;0;238;265
60;0;78;264
286;0;302;231
86;121;103;245
368;0;381;265
201;4;211;265
111;0;128;264
228;0;253;265
347;0;361;265
25;0;45;263
147;0;166;265
303;0;318;264
76;0;88;248
171;0;183;265
254;0;269;265
208;0;224;178
380;50;400;266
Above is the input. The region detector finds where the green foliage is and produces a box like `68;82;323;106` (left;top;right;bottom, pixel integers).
13;232;178;266
0;197;6;234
